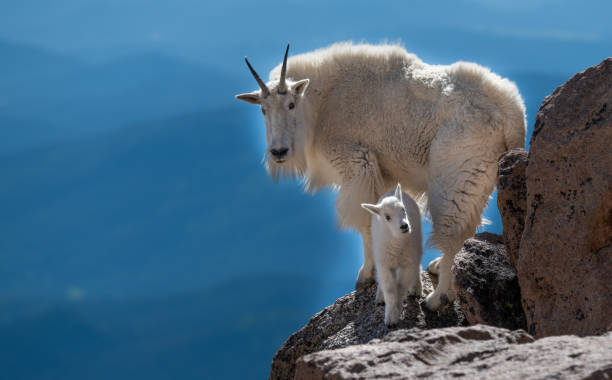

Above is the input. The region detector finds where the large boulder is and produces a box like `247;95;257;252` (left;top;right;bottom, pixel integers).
294;325;612;380
519;58;612;337
451;232;526;330
497;149;529;271
269;272;466;380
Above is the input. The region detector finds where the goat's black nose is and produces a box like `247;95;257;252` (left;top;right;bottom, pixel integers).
270;147;289;158
400;223;408;230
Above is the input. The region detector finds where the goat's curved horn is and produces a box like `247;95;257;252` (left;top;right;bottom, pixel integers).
244;56;269;97
278;44;290;94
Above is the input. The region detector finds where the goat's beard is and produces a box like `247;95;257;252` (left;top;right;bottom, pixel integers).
264;150;306;182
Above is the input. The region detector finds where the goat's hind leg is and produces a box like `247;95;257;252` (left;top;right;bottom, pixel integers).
398;263;423;299
424;164;497;310
424;178;476;310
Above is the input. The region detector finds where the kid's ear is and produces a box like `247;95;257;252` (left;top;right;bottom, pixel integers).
394;183;403;202
361;203;381;216
235;91;261;104
291;79;310;96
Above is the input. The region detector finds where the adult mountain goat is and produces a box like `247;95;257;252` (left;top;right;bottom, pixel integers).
235;43;526;310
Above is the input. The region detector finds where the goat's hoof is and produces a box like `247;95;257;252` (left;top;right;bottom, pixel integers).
424;291;453;310
426;257;441;276
444;290;456;302
424;292;442;311
355;277;375;290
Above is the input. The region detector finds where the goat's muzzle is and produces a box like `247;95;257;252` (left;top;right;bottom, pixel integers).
270;147;289;161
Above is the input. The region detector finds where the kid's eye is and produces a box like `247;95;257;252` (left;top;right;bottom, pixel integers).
385;215;391;221
288;102;295;110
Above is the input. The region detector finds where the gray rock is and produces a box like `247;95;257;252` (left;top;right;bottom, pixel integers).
451;232;526;330
294;324;612;380
269;272;466;380
497;148;529;271
519;58;612;338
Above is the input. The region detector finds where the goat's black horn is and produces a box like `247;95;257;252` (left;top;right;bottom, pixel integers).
278;44;290;94
245;56;270;97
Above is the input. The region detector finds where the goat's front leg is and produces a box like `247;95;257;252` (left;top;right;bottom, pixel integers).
356;226;375;289
330;143;385;290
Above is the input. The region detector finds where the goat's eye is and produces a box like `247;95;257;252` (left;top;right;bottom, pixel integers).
385;215;391;221
261;108;266;115
288;102;295;110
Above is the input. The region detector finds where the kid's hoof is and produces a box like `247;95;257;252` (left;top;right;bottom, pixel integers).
384;313;400;327
384;306;401;326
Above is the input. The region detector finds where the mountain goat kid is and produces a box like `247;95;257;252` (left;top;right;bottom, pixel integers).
362;183;422;327
235;42;526;310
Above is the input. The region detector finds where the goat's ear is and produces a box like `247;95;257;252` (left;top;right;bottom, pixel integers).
361;203;381;216
291;79;310;96
235;91;261;104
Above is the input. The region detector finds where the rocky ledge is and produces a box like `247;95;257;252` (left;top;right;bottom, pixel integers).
295;325;611;380
270;271;466;380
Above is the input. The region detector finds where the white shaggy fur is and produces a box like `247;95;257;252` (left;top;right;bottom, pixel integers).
362;184;422;326
236;42;526;310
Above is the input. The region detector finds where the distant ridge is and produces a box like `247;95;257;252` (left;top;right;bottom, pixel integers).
0;40;238;153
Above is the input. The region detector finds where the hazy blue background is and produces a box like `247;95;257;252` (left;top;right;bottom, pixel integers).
0;1;610;378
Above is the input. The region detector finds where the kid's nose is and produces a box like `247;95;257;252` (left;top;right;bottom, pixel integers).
400;223;409;231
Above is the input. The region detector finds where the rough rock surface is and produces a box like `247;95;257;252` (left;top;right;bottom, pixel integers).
497;149;529;270
269;272;466;380
294;325;612;380
519;58;612;338
451;232;526;330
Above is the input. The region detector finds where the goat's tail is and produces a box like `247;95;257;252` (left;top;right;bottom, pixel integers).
501;81;527;151
503;112;527;151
